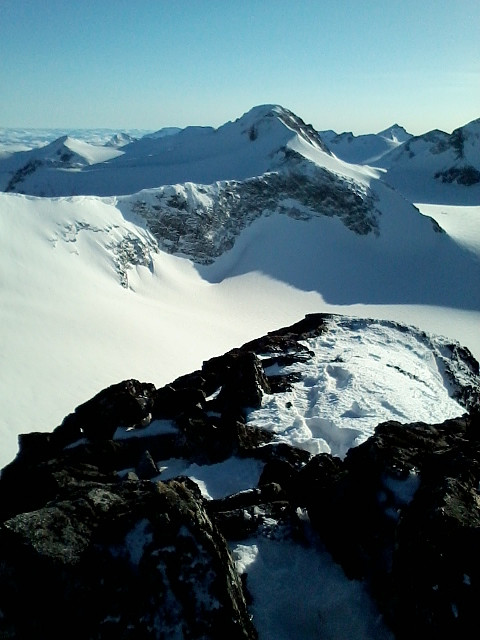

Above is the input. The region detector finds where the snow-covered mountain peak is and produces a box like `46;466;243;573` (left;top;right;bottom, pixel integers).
229;103;330;153
104;132;138;147
377;123;412;144
379;116;480;201
34;135;124;166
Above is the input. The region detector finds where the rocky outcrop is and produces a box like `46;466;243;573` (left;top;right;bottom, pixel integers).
0;313;479;638
128;165;379;265
434;165;480;186
0;466;256;639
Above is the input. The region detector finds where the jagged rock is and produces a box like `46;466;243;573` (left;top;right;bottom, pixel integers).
176;409;274;465
203;350;271;415
208;484;296;541
0;471;257;639
1;313;479;639
135;449;159;480
153;384;206;420
130;164;379;265
297;414;480;637
60;379;156;443
258;459;297;493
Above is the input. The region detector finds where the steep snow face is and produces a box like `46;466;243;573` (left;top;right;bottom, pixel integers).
380;118;480;203
247;316;475;458
194;176;480;312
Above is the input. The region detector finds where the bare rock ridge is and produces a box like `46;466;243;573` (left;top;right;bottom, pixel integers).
0;313;479;639
128;166;377;264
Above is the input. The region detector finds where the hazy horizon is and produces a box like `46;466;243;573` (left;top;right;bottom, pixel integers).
1;1;479;136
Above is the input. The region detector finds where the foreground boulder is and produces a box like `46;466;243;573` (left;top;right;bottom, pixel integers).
0;466;256;640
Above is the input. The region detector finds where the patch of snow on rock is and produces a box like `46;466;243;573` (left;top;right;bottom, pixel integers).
248;317;468;458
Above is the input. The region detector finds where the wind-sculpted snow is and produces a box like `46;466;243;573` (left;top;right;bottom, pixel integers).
246;316;478;458
124;164;379;264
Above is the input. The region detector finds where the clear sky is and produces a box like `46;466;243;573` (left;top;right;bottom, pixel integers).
1;0;478;135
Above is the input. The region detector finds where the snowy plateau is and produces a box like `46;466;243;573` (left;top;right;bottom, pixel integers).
0;104;479;639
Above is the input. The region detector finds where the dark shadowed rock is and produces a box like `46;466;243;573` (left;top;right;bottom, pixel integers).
203;350;271;416
135;449;160;480
297;414;480;637
62;379;156;443
0;471;257;639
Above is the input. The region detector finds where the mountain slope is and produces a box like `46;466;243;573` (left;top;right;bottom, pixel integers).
1;104;479;471
379;118;480;203
1;183;479;469
318;124;412;165
0;105;338;197
0;314;478;639
1;136;124;193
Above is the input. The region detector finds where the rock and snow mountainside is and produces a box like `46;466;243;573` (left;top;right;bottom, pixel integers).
1;104;480;471
379;118;480;204
0;105;333;196
318;124;412;165
0;314;478;639
1;103;480;638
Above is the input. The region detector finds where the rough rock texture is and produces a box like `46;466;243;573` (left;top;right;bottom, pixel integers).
128;163;379;265
0;313;479;639
434;165;480;186
298;413;480;639
0;465;256;640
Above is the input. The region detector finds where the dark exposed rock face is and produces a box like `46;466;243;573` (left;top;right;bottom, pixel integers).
0;313;479;639
129;166;379;265
295;413;480;638
435;165;480;186
0;469;256;639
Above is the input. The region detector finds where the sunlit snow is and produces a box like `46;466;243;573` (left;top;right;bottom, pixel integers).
248;316;467;458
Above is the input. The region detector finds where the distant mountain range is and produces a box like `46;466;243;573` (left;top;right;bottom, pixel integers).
318;123;412;164
0;106;478;204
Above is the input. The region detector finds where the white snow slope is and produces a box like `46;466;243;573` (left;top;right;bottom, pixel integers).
318;123;412;165
378;118;480;204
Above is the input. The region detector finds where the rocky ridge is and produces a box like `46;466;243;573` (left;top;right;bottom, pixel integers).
125;160;378;264
0;314;479;638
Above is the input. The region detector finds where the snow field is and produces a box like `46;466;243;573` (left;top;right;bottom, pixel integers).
248;317;468;458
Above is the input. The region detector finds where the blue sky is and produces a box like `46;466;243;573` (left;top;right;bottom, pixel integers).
1;0;478;134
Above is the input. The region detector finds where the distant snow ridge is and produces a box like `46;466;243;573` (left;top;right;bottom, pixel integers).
124;163;378;264
317;123;412;165
382;117;480;186
4;136;123;192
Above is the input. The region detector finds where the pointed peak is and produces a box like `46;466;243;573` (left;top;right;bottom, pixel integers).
377;124;412;143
